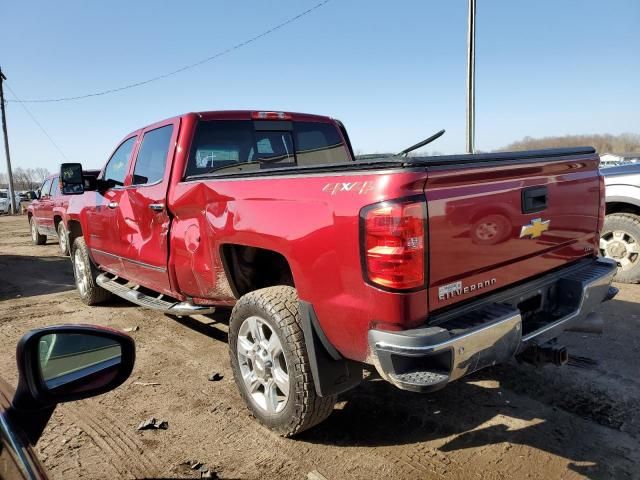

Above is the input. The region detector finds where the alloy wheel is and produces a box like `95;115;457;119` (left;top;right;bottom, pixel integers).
73;249;89;297
600;230;640;271
237;315;290;414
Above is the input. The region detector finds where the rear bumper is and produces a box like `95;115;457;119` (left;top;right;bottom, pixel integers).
368;257;617;392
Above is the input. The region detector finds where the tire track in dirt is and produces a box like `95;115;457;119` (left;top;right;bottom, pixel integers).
61;405;162;478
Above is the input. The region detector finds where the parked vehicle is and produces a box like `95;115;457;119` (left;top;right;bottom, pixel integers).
26;175;70;254
26;171;99;254
0;189;21;215
600;163;640;283
0;324;135;479
60;110;617;436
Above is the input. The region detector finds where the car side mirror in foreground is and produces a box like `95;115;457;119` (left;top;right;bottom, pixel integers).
10;325;135;444
60;163;85;195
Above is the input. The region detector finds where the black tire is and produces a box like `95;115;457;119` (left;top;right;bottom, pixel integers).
30;217;47;245
601;213;640;284
57;222;69;255
71;237;112;305
228;286;336;437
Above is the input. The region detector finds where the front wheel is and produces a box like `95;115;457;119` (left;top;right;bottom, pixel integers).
228;286;336;437
30;217;46;245
57;222;69;255
71;237;112;305
600;213;640;283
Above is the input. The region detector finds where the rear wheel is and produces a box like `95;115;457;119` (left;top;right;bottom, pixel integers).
600;213;640;283
228;286;336;436
71;237;112;305
30;217;46;245
57;222;69;255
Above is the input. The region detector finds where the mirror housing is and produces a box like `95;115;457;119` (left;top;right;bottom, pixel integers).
60;163;85;195
10;325;135;444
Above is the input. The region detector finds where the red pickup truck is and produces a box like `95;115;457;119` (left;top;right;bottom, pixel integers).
59;110;617;436
28;170;101;255
27;173;70;255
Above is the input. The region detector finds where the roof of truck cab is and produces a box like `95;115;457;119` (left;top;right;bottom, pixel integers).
117;111;337;145
194;110;335;123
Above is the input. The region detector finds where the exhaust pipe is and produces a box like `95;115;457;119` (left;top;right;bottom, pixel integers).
566;312;604;334
519;343;568;367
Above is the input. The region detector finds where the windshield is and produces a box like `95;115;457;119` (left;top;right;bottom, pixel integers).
185;120;349;177
0;192;7;198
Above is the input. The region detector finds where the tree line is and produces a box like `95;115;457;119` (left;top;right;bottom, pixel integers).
0;167;50;191
499;133;640;154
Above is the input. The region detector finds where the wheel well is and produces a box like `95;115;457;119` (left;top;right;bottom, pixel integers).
221;244;294;298
606;202;640;217
67;220;83;250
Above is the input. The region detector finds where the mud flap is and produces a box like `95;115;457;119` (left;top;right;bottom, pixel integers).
299;301;363;397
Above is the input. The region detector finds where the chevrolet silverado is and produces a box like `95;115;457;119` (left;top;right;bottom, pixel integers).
59;110;617;436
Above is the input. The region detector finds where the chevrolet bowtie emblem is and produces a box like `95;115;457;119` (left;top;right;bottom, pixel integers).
520;218;550;239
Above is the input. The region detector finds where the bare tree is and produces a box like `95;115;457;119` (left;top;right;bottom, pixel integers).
498;133;640;154
10;167;50;190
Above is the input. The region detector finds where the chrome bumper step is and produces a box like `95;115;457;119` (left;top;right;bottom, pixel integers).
96;273;216;316
369;257;617;393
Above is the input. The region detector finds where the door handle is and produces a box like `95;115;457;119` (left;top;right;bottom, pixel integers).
107;202;118;209
149;203;165;212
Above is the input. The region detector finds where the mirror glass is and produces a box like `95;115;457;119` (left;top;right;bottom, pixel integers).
60;163;84;195
38;333;122;395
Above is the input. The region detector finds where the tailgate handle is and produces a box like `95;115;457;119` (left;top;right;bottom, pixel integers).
522;186;547;214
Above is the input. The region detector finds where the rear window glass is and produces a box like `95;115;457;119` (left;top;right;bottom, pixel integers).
185;120;349;177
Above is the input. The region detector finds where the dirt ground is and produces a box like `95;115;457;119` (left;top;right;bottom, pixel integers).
1;214;639;480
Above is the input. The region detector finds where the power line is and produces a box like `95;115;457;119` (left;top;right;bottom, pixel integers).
4;82;70;161
9;0;331;104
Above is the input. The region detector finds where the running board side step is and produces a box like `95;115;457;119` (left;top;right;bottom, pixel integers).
96;273;216;316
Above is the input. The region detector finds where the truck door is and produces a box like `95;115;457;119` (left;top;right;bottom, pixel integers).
118;121;177;295
35;178;53;233
86;135;138;276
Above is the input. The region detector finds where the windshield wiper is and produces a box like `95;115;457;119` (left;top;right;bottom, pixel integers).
397;129;446;158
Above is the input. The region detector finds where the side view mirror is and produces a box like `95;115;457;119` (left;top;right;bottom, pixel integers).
10;325;135;444
36;189;41;200
60;163;85;195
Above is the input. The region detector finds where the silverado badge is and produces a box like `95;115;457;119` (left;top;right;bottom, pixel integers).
520;218;550;239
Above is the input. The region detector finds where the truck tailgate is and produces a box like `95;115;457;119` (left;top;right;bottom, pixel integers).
424;150;601;311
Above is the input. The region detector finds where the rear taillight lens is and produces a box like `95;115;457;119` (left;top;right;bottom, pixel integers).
361;200;426;290
597;172;606;235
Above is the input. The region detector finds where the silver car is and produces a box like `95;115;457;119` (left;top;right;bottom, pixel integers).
601;163;640;283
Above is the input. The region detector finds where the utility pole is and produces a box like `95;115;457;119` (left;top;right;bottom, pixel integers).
466;0;476;154
0;67;17;214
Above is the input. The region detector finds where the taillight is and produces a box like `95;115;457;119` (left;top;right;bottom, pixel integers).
251;111;292;120
361;200;426;290
597;172;606;235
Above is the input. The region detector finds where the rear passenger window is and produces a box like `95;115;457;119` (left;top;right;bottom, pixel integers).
103;136;136;186
132;125;173;185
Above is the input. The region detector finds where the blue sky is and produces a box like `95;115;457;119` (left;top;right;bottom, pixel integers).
1;0;638;172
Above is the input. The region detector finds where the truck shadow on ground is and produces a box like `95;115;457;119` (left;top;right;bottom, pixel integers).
299;368;634;479
0;254;76;300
